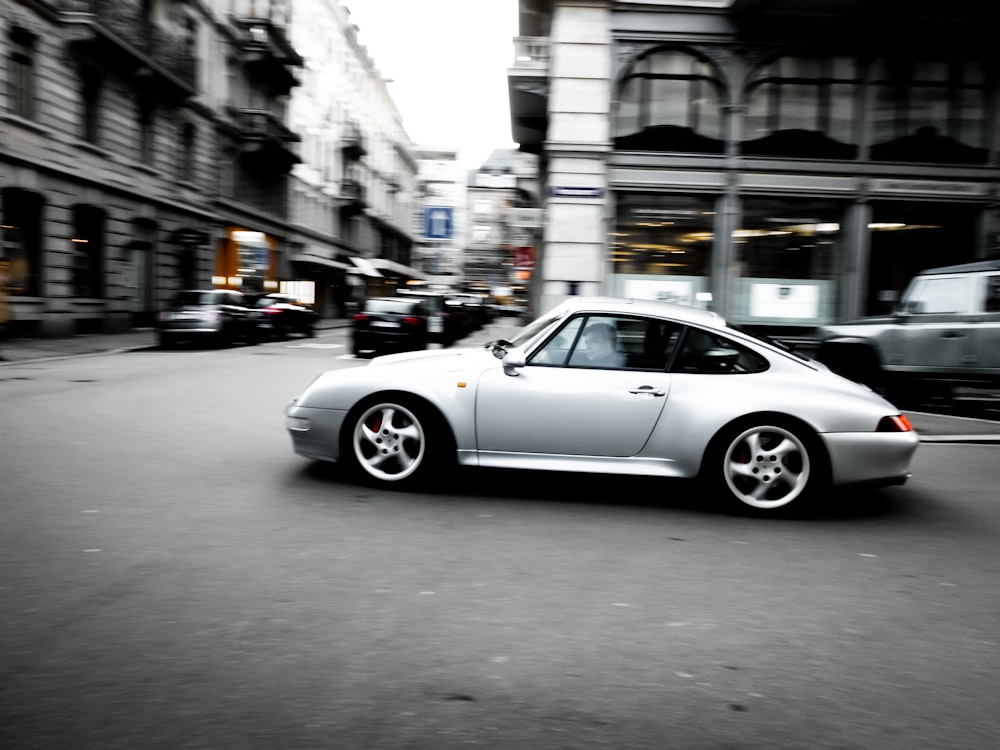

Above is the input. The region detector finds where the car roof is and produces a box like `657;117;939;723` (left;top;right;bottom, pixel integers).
554;296;727;328
921;259;1000;275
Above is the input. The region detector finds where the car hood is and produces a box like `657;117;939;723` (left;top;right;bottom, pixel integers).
367;345;497;371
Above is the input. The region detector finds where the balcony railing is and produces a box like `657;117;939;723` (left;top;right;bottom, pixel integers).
512;37;550;73
58;0;196;89
230;108;300;144
339;179;366;215
341;123;367;161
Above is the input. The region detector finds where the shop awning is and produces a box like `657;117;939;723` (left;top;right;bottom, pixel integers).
291;253;352;271
349;256;383;278
372;258;430;280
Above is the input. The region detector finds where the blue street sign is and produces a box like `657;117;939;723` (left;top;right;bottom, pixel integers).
424;207;454;239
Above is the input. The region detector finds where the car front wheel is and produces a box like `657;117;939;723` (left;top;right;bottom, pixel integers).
705;421;825;514
343;397;450;487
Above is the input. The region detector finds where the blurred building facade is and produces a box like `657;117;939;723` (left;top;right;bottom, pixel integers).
411;146;465;286
464;148;541;309
1;0;419;336
509;0;1000;335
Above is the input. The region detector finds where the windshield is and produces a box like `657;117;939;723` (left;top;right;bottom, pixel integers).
507;303;573;349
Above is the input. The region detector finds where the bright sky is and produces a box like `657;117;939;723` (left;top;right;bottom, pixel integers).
343;0;520;169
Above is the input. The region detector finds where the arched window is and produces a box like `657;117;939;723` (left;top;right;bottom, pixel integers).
743;56;859;159
614;49;724;153
870;60;988;164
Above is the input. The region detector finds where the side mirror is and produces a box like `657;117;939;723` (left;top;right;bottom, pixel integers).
501;347;527;375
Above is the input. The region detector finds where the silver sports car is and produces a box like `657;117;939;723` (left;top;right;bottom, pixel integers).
286;297;918;514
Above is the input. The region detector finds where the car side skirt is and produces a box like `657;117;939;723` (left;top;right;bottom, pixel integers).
460;450;686;477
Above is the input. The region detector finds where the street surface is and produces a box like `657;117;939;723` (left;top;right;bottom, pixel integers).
1;328;998;749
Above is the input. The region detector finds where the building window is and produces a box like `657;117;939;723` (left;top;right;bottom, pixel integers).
81;67;103;145
8;27;37;120
870;60;988;164
743;56;860;159
1;188;44;297
614;49;724;153
138;99;154;165
71;205;106;298
178;122;196;183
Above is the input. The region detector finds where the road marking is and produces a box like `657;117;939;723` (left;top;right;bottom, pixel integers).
287;343;344;349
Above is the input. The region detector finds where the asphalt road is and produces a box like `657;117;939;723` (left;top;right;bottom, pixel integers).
1;331;998;749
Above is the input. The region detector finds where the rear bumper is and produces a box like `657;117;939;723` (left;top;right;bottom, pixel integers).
824;430;919;486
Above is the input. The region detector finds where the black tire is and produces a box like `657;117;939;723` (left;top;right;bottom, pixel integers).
702;418;828;515
339;396;453;488
159;333;175;349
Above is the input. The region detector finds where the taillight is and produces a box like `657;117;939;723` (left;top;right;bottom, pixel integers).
353;312;370;322
877;415;913;433
263;306;281;315
401;316;423;327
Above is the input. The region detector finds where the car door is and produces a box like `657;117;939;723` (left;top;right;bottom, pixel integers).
968;272;1000;372
897;274;977;372
474;314;672;457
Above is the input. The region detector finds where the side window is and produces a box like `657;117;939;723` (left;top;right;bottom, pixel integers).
901;276;975;314
985;275;1000;313
673;328;768;374
530;317;584;367
568;317;626;369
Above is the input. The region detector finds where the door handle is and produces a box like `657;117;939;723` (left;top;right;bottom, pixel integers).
629;386;665;397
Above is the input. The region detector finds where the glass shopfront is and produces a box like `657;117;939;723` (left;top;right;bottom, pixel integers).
733;198;843;327
608;193;715;307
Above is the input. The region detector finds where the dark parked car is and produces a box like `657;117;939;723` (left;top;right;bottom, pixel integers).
352;296;436;356
449;292;492;330
251;293;318;339
395;288;467;345
157;289;257;348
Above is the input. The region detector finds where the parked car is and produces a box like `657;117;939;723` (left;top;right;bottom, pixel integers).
449;292;492;329
157;289;257;348
286;296;918;515
395;288;466;345
816;259;1000;403
250;293;318;339
351;296;435;357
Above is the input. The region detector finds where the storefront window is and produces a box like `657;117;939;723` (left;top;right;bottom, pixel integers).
865;202;976;315
71;205;106;298
733;199;843;326
610;194;715;306
1;188;44;297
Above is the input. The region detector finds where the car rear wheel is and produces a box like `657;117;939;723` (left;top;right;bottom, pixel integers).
705;420;825;514
343;397;451;487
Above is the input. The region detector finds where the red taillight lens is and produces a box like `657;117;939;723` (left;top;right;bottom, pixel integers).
401;316;423;327
877;415;913;433
263;306;281;315
353;313;370;322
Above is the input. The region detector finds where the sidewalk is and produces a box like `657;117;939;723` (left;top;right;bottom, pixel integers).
2;322;999;442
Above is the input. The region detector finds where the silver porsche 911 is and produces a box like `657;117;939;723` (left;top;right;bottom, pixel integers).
285;297;918;514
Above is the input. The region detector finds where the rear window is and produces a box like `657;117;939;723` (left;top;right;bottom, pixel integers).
172;291;220;307
364;298;422;315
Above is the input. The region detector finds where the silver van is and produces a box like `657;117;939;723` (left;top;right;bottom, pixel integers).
815;260;1000;402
